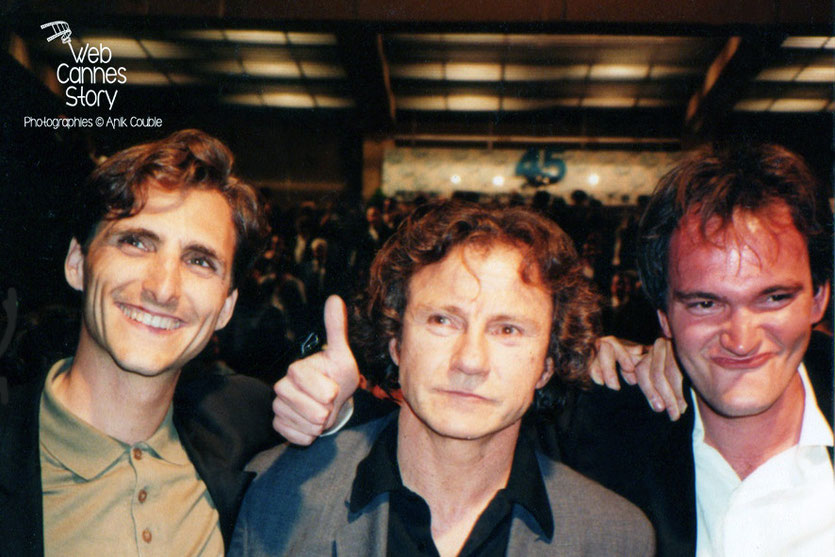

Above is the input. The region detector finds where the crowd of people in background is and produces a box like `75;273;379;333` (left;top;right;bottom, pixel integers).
213;187;661;386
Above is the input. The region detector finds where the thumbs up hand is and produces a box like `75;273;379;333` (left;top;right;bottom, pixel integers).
272;295;360;445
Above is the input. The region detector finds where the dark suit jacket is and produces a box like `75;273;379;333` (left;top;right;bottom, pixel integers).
0;358;282;557
557;332;834;557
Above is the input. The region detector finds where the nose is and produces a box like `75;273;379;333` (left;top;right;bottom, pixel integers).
141;253;181;310
719;307;761;356
451;328;489;376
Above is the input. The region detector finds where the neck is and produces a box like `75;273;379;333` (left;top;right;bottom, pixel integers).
397;408;518;557
54;327;180;445
697;373;805;479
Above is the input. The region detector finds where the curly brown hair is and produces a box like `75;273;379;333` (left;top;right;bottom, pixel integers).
351;199;601;413
637;142;832;310
72;129;269;289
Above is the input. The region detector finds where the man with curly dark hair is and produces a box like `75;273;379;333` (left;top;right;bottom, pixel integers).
231;200;654;556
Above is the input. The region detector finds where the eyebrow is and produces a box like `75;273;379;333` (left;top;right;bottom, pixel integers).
108;226;160;243
673;283;804;302
412;304;545;330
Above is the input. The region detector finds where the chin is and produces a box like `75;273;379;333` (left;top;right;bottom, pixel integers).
112;353;180;377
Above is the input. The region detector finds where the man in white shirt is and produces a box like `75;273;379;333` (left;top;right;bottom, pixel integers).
571;141;834;556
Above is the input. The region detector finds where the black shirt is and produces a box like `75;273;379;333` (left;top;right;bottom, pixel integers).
349;419;554;557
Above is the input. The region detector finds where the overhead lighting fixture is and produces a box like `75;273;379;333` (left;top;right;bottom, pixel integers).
734;98;773;112
756;66;802;81
796;65;835;82
299;62;345;79
286;32;337;45
81;36;147;58
447;95;500;111
781;36;831;49
139;40;193;59
262;91;316;108
589;64;649;80
314;95;353;108
223;30;290;44
398;96;447;110
444;63;502;81
242;60;301;78
492;175;505;186
504;65;590;81
581;97;636;108
588;173;600;186
451;174;462;185
390;63;444;80
769;98;828;112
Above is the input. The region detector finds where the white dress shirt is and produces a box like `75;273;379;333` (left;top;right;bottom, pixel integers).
693;364;835;557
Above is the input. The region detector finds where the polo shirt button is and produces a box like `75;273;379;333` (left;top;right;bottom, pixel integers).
138;489;147;503
133;448;142;460
142;529;152;543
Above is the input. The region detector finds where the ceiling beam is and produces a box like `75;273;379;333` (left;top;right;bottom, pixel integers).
11;0;833;28
682;32;785;140
335;30;395;132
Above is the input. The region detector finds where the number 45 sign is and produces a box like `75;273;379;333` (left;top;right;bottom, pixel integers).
515;147;566;187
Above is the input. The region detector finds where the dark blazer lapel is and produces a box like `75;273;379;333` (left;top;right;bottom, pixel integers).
637;390;697;557
0;370;49;557
172;404;255;550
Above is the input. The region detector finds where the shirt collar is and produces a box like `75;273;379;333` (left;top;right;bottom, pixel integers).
692;363;834;449
796;363;834;448
39;358;189;481
349;415;554;538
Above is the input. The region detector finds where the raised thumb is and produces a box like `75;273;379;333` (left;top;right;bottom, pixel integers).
322;295;351;358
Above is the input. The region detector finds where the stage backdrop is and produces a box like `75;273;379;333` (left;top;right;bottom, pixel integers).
382;146;684;204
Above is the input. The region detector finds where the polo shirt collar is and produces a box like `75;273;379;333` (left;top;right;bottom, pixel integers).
349;416;554;538
40;358;189;481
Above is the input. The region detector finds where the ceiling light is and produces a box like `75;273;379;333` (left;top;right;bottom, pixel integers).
781;36;829;49
444;63;502;81
447;95;500;111
734;99;773;111
769;99;828;112
81;36;146;58
262;92;316;108
242;60;300;78
589;64;648;80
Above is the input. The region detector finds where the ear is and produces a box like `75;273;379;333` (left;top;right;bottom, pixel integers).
214;289;239;331
64;238;85;292
810;281;830;324
535;357;555;390
657;309;673;339
388;337;400;366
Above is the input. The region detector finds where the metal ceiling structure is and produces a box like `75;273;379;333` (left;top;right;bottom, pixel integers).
3;1;833;151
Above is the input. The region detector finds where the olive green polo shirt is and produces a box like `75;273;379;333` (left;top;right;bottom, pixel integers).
39;359;224;556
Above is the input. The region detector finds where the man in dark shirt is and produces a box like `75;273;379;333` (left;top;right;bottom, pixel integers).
231;201;654;556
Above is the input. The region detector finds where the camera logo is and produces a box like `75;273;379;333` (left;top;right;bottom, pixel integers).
40;20;73;44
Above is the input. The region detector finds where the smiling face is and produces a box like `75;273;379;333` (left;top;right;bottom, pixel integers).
658;202;829;420
389;242;555;443
65;183;239;378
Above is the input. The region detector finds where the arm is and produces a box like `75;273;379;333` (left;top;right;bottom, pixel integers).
589;336;688;420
